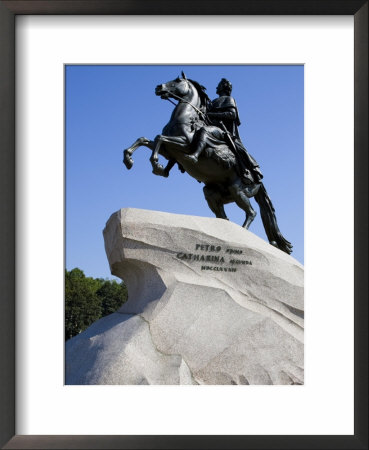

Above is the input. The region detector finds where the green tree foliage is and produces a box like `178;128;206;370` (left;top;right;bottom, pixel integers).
96;279;128;317
65;268;128;341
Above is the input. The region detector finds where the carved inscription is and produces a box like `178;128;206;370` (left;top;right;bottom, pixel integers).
176;243;253;272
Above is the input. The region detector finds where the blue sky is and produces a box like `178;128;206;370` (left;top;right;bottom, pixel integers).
66;65;304;279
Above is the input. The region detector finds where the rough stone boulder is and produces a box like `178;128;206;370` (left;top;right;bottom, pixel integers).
66;208;304;385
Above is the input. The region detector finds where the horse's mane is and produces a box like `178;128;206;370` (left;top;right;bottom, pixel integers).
188;78;210;110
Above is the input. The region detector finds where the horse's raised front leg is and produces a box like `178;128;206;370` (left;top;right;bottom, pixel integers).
150;134;189;176
150;135;166;175
163;159;176;177
151;157;175;177
123;137;153;169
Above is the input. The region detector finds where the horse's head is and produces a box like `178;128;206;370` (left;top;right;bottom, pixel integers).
155;72;192;101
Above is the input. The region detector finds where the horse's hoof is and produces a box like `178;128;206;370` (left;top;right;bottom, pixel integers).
123;156;133;170
152;164;165;176
123;150;133;169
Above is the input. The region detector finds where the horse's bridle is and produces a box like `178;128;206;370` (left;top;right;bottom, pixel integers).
162;80;207;121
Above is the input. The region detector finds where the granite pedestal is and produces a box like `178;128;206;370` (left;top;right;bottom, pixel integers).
66;208;304;385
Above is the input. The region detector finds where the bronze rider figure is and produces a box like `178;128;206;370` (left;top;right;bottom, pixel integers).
185;78;263;185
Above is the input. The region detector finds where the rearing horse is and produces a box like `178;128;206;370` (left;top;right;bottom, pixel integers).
123;73;292;254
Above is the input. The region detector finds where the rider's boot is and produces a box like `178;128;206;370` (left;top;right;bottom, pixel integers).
185;153;200;163
184;142;206;163
184;129;207;163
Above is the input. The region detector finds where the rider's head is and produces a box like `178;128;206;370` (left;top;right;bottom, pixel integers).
216;78;232;96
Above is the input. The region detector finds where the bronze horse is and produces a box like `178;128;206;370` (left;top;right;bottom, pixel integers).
123;73;292;254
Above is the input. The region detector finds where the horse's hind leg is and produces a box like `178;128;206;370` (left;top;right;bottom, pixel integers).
229;181;257;229
203;186;228;220
123;137;153;169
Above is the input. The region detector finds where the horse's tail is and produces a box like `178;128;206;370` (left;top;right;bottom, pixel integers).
254;183;293;255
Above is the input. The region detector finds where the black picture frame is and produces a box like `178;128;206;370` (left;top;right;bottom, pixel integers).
0;1;367;449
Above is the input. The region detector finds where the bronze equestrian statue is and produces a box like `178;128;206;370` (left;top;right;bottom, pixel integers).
123;72;292;254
